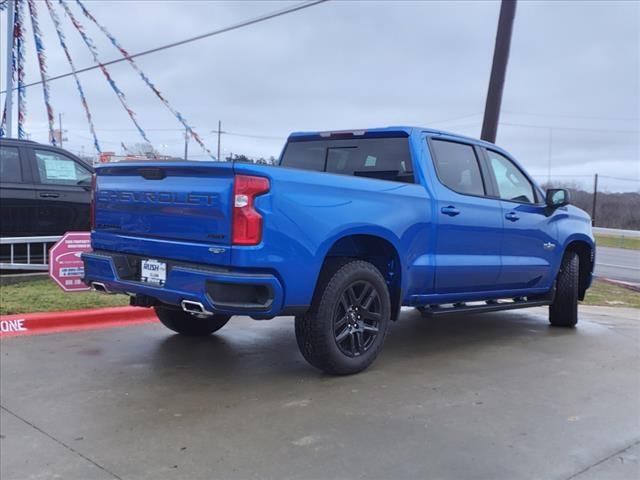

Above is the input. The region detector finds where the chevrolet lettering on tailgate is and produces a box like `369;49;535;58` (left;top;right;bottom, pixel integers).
97;190;218;206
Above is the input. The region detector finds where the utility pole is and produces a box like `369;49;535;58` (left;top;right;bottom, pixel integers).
547;127;552;184
591;173;598;226
4;0;15;138
58;113;63;148
217;120;222;161
480;0;517;144
184;126;189;160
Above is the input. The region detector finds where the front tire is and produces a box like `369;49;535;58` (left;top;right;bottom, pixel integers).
295;260;391;375
154;306;231;336
549;251;579;327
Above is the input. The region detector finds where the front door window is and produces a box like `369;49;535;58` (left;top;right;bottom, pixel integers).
486;150;535;204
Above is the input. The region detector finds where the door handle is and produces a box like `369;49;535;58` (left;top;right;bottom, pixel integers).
441;205;460;217
39;192;60;198
505;211;520;222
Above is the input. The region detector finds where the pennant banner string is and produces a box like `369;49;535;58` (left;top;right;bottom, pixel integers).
74;0;215;160
16;0;27;139
0;12;16;137
45;0;101;153
27;0;57;146
59;0;152;146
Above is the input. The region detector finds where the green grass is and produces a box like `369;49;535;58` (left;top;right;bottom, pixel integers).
581;279;640;309
0;278;129;315
1;277;637;316
595;234;640;250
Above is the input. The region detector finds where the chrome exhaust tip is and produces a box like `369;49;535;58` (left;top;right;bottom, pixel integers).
180;300;213;317
91;282;110;294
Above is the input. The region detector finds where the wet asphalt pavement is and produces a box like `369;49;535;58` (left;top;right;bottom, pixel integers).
1;306;639;480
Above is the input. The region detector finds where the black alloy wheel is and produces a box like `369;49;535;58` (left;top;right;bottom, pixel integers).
295;259;391;375
333;280;381;357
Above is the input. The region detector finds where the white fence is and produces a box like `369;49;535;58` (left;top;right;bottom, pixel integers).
0;236;62;271
0;228;637;272
593;227;640;239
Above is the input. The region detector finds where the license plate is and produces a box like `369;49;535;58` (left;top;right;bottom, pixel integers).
140;259;166;286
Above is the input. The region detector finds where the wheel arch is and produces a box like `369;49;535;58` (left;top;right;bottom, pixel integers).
313;233;403;321
563;238;595;300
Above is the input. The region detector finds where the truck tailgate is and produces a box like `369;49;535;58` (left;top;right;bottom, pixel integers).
94;162;234;251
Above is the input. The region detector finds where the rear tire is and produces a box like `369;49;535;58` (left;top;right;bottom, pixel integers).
154;306;231;336
295;260;391;375
549;251;579;327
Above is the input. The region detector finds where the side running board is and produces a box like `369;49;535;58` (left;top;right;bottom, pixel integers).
420;298;552;317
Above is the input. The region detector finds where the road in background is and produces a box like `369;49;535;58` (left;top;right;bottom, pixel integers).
595;246;640;285
594;227;640;238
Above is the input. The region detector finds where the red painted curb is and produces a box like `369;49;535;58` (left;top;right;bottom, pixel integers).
0;306;158;338
598;277;640;293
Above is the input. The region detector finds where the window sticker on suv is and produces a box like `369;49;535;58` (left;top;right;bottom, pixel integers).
42;154;78;181
35;150;91;185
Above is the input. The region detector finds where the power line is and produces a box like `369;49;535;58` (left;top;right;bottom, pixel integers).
599;175;640;183
217;130;284;140
71;133;121;145
532;174;639;183
503;110;640;122
31;126;286;140
447;120;640;135
501;122;639;134
429;112;483;125
430;111;640;127
0;0;329;94
531;174;595;177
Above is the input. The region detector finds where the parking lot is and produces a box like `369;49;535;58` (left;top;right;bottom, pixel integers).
1;305;638;480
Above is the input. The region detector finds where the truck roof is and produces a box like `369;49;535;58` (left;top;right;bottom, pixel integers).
288;126;498;148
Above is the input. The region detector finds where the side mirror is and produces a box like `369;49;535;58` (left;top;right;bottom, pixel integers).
546;188;570;208
77;178;92;192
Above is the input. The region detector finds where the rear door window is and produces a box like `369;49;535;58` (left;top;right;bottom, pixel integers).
34;150;91;186
0;146;23;183
281;136;414;183
430;139;485;196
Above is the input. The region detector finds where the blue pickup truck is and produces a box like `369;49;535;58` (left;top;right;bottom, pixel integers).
82;127;595;374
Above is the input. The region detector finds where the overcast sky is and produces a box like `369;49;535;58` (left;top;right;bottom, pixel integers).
1;0;638;191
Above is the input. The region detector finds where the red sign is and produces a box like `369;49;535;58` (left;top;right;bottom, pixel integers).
49;232;92;292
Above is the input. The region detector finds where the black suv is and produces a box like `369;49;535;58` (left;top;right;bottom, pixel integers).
0;138;94;237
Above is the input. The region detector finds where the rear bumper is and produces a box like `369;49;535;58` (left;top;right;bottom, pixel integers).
81;251;284;317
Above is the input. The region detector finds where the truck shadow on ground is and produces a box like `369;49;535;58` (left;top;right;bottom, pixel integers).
148;307;579;381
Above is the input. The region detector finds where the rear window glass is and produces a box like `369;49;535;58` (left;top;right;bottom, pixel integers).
280;141;326;172
0;146;22;183
280;137;414;183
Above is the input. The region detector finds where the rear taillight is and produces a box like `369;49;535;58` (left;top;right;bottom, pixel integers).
232;174;270;245
89;173;96;230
